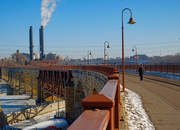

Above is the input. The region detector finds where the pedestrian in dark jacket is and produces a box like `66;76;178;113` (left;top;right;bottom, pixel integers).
138;64;144;82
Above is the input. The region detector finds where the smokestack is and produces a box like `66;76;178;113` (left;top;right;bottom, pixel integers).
39;26;44;60
29;26;33;61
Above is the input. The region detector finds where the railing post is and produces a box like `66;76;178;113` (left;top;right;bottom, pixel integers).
81;94;114;130
173;65;175;74
108;74;120;130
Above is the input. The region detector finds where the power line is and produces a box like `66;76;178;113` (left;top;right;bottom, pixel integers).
0;40;179;48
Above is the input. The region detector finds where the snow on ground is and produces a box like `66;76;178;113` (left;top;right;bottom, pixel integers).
0;79;7;84
121;85;155;130
10;108;66;129
0;79;36;115
23;118;68;130
0;95;36;115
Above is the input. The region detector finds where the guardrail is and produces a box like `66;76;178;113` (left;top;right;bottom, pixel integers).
68;71;120;130
117;65;180;74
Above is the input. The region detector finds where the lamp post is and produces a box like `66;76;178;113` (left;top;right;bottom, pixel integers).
66;55;69;66
122;8;136;92
104;41;110;65
106;52;109;65
132;46;138;71
87;50;92;65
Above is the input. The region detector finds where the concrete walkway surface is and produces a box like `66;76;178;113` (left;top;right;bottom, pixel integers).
123;73;180;130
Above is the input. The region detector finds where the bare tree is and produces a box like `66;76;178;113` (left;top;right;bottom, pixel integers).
11;53;28;65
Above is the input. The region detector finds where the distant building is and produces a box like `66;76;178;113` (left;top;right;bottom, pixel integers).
22;53;30;60
130;54;148;60
45;53;56;60
22;53;39;61
57;55;62;60
116;57;121;60
33;53;39;60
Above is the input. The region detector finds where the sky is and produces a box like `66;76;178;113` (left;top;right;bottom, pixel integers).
0;0;180;59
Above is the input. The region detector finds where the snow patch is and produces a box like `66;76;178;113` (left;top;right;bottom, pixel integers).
121;85;155;130
0;79;7;85
0;95;36;115
23;118;68;130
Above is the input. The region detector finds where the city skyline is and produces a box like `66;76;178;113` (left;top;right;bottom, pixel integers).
0;0;180;59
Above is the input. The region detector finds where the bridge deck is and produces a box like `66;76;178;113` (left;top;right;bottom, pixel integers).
122;73;180;130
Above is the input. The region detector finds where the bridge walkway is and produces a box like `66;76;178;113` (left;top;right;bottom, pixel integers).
122;73;180;130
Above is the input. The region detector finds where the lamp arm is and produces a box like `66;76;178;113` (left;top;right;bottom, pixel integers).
122;8;133;27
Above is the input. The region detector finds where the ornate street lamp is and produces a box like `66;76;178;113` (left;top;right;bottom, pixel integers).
132;46;138;71
122;8;136;92
104;41;110;65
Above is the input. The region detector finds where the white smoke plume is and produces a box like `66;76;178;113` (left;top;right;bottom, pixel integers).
41;0;59;27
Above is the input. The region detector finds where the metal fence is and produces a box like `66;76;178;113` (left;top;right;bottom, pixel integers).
117;65;180;74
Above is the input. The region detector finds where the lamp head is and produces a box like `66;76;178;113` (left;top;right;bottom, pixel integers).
128;17;136;24
132;49;134;52
107;45;110;48
90;52;92;55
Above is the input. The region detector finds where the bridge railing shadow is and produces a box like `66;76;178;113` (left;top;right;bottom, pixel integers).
68;71;120;130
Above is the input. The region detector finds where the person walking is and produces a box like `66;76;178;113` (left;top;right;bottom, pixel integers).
138;64;144;82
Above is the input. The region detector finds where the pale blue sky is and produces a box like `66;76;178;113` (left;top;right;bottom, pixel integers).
0;0;180;59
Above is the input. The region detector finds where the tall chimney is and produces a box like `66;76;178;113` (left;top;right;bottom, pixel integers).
39;28;42;60
39;26;44;60
29;26;33;61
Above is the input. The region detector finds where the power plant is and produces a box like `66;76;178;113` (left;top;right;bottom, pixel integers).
29;26;44;61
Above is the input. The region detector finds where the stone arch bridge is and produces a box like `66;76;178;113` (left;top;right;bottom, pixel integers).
0;66;119;122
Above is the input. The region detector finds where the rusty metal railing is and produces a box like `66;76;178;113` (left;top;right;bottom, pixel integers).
118;65;180;74
2;65;117;77
68;72;120;130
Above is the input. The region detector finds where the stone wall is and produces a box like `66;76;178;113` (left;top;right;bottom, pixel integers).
65;70;108;120
1;68;39;98
1;67;109;121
